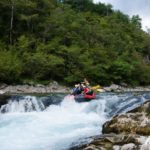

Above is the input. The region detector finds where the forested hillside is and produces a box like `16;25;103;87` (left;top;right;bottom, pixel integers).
0;0;150;86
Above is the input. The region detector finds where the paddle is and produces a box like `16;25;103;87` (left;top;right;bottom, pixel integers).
91;85;104;92
91;85;102;90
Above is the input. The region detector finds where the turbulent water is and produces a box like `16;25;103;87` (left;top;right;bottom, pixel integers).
0;92;150;150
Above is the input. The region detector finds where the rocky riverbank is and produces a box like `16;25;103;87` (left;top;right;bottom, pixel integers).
71;100;150;150
0;83;150;94
0;81;70;94
103;84;150;92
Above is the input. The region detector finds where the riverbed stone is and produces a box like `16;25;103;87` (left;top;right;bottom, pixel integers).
70;134;141;150
120;143;137;150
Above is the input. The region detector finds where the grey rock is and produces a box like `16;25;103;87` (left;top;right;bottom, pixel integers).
121;143;137;150
0;83;8;89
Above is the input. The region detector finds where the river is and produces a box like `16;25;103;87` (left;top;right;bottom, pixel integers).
0;92;150;150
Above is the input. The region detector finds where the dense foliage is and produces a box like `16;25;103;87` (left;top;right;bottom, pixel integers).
0;0;149;86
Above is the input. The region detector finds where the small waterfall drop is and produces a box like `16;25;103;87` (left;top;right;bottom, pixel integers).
0;96;45;113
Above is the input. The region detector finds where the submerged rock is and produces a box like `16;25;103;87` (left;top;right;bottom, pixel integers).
0;94;11;106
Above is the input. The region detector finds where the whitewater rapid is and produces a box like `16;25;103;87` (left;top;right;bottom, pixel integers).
0;92;149;150
0;95;107;150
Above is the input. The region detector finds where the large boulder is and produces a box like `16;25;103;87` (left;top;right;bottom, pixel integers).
103;101;150;135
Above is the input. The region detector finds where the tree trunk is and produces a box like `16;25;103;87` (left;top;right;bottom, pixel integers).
10;3;14;45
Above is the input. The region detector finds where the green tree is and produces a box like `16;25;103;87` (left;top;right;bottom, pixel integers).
0;0;149;86
131;15;142;29
0;50;22;83
22;52;64;81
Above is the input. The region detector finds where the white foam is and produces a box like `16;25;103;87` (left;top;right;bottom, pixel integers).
0;96;107;150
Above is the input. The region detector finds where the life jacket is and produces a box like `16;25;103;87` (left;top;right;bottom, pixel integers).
84;87;89;93
72;87;82;95
84;87;93;95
